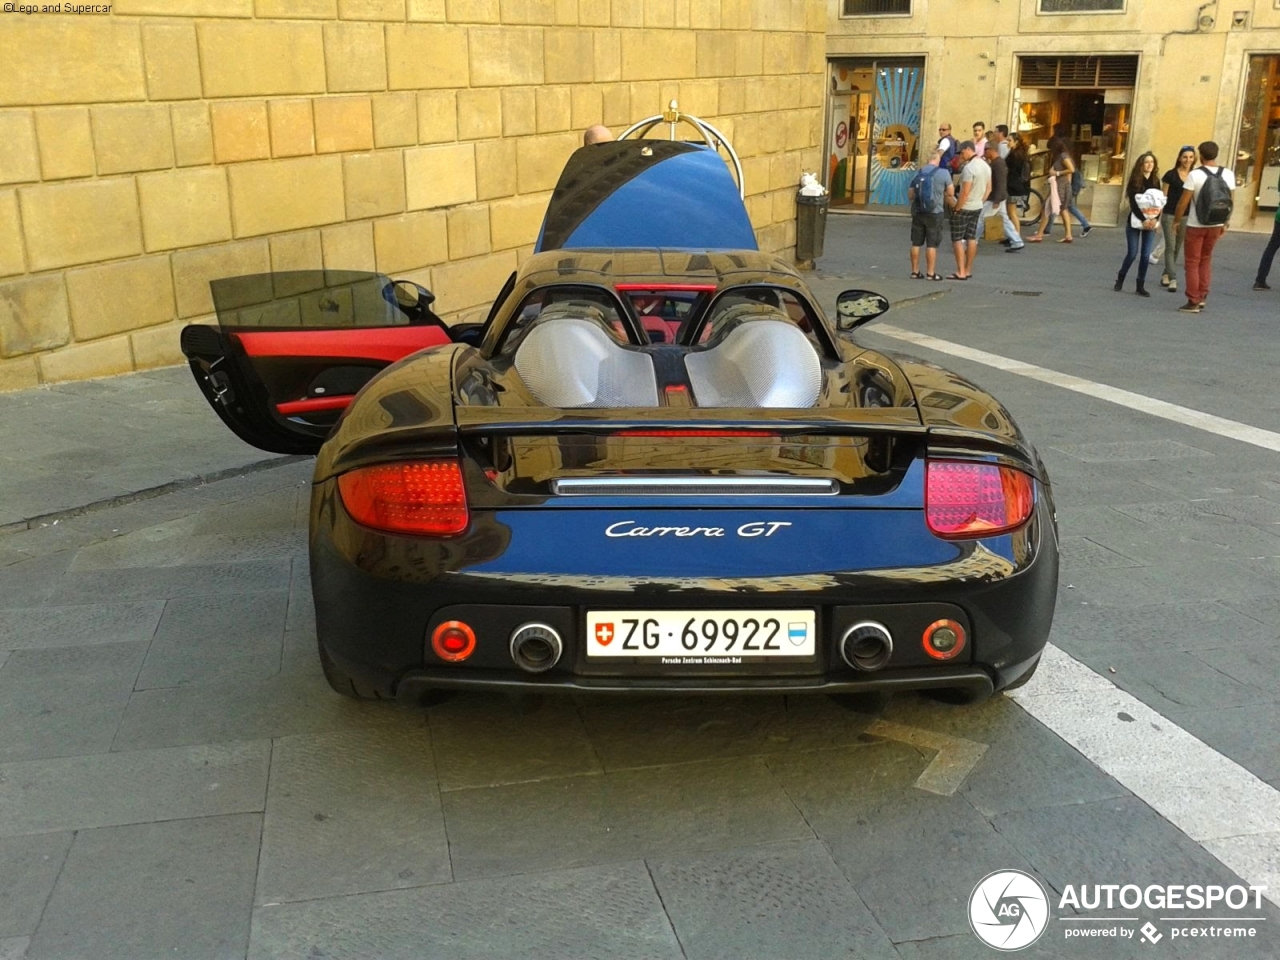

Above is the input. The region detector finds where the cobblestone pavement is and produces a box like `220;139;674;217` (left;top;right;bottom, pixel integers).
2;215;1280;958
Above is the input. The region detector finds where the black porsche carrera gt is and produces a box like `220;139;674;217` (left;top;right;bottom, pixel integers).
181;136;1058;706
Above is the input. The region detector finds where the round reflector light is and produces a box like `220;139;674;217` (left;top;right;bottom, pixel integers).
431;620;476;663
923;619;966;661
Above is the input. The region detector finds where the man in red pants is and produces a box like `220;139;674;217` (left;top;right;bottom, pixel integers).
1174;141;1236;314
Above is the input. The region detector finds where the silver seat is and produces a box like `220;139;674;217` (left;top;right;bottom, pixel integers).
514;311;659;408
684;315;822;408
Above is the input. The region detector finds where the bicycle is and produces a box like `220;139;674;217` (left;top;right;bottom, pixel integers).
1011;188;1045;228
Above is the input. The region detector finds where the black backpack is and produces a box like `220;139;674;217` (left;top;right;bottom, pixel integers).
1195;167;1234;225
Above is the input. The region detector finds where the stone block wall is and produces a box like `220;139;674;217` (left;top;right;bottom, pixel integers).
0;0;826;391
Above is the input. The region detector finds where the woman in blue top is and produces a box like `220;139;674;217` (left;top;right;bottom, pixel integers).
1115;152;1162;297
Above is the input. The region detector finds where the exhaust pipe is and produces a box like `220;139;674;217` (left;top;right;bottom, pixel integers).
510;623;563;673
840;621;893;672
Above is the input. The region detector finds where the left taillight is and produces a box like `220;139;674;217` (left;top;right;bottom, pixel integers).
337;460;469;536
925;460;1034;539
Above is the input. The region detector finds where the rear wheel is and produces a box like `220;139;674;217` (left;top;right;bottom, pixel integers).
1020;189;1045;227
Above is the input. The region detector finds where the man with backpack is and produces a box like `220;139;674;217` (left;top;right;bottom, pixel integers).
908;149;955;280
1174;140;1236;314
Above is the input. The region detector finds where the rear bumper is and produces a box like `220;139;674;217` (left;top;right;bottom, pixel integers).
310;480;1058;701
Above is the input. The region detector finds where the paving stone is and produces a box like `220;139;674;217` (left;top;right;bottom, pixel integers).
891;931;1146;959
0;741;269;836
256;719;450;905
1115;496;1280;527
763;735;923;811
648;840;898;960
1049;600;1277;655
0;602;163;652
69;518;307;570
112;669;387;751
0;554;72;610
136;592;287;689
189;485;308;537
578;695;875;773
1050;439;1214;463
191;462;314;504
823;792;1040;944
47;560;291;605
1221;594;1280;633
1080;521;1280;564
1074;648;1271;712
1161;702;1280;784
1057;536;1142;570
429;694;602;791
248;861;682;960
0;938;28;960
442;757;813;881
0;833;73;938
0;642;147;762
1138;467;1280;501
1061;558;1280;608
1047;476;1177;509
27;814;260;960
1191;636;1280;692
1052;505;1153;539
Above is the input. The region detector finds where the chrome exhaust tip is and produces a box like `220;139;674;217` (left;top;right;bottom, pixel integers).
509;623;563;674
840;621;894;672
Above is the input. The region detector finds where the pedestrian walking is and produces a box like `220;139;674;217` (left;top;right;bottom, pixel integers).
1159;146;1196;292
1254;206;1280;291
1005;136;1031;233
1028;138;1076;243
972;122;988;160
1174;140;1236;313
945;141;990;279
993;124;1011;159
908;150;954;281
1114;152;1163;297
983;140;1024;252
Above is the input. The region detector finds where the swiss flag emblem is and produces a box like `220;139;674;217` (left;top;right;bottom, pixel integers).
594;622;614;646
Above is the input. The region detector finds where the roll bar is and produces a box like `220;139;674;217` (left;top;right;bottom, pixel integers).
618;100;746;199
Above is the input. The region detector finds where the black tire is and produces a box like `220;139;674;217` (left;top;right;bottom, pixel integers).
1020;189;1045;227
1001;653;1042;692
317;639;385;700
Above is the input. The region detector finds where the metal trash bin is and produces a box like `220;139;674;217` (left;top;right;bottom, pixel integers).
795;192;829;261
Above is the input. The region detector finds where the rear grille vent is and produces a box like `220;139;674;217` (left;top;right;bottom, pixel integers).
551;477;839;496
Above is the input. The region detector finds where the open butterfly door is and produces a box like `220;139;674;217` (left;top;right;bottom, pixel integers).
180;270;454;455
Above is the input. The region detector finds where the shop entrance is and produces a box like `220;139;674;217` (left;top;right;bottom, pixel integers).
1014;55;1139;226
825;58;925;210
1233;55;1280;228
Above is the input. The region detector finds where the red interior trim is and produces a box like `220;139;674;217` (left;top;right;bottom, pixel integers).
277;395;355;416
615;283;718;292
234;327;449;363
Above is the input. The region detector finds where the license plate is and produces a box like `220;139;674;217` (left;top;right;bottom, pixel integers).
586;610;816;659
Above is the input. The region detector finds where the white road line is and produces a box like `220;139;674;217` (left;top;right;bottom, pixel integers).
871;325;1280;905
876;324;1280;453
1013;647;1280;907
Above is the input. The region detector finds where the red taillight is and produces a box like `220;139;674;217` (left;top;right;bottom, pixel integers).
431;620;476;662
337;460;469;536
925;460;1034;539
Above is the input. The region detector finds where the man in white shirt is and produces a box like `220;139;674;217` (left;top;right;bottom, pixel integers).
993;124;1010;159
1174;140;1236;313
946;141;991;279
972;122;987;161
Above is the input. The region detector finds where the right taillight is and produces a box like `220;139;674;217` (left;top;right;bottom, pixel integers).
337;460;469;536
925;460;1034;539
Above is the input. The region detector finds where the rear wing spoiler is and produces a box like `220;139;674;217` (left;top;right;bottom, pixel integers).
321;406;1043;482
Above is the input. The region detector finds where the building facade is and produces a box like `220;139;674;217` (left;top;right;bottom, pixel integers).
0;0;826;391
825;0;1280;231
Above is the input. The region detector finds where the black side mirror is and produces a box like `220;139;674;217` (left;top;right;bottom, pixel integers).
386;280;444;327
835;289;890;332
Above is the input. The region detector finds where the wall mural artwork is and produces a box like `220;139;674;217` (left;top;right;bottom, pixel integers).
871;65;924;206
